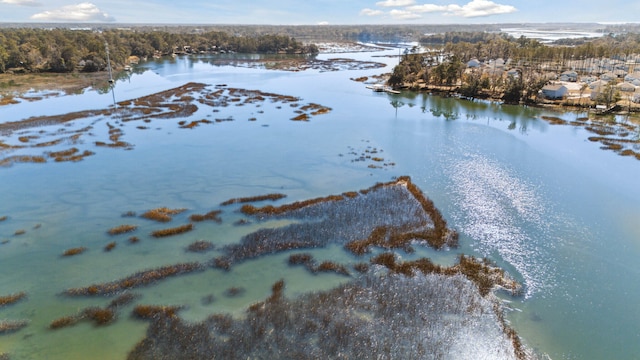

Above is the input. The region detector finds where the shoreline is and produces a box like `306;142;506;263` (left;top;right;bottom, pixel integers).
0;71;113;105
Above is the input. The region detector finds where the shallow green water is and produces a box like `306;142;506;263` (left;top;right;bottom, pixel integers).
1;49;639;359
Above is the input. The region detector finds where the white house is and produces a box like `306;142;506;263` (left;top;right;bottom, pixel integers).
616;82;636;92
600;71;617;82
589;80;609;90
541;84;568;99
624;71;640;82
506;68;520;78
560;70;578;82
467;58;480;68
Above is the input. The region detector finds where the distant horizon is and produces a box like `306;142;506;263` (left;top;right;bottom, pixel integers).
0;1;639;26
0;21;637;27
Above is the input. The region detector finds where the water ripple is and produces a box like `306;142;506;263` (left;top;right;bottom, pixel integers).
447;153;554;298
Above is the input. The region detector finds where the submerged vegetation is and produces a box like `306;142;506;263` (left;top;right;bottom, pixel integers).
0;82;333;168
127;268;528;360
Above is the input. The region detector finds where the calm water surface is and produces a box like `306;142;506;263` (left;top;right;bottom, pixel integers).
1;49;639;359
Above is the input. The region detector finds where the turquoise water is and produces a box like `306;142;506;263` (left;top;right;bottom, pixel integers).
1;49;639;359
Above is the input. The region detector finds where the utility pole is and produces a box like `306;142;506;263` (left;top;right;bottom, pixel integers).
105;41;114;84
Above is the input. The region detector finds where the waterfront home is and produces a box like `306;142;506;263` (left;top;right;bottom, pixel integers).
560;70;578;82
506;68;520;78
616;82;636;92
541;84;568;99
624;71;640;82
600;71;617;82
589;80;609;89
580;75;598;84
467;58;480;68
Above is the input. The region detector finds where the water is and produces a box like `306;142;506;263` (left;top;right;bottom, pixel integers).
1;49;640;359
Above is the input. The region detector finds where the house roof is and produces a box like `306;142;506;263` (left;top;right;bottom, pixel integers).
542;84;567;91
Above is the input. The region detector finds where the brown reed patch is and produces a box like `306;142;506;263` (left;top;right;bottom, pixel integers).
64;262;204;296
107;224;138;235
83;307;116;326
0;155;47;167
0;320;29;334
141;207;187;222
221;193;287;206
62;247;86;257
132;305;183;320
151;223;193;238
104;242;117;252
14;229;25;236
186;240;214;253
240;194;344;216
291;114;309;121
49;316;78;330
189;210;222;222
370;253;521;297
541;116;566;125
128;236;140;244
54;149;94;162
0;216;7;222
0;292;26;307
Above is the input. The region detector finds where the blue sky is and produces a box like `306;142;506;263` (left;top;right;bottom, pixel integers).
0;0;638;24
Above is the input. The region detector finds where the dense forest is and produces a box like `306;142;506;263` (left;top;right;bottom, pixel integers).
432;32;640;64
0;28;318;74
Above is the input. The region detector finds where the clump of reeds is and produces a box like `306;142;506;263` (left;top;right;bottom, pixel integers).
240;194;344;216
49;316;78;330
62;247;86;257
132;305;183;320
0;292;26;307
128;236;140;244
186;240;214;253
0;216;7;222
221;193;286;206
141;207;187;222
370;252;521;297
107;224;138;235
315;261;350;276
64;262;204;296
541;116;566;125
210;257;231;271
0;320;29;334
151;223;193;238
104;242;116;252
83;307;116;326
189;210;222;222
288;253;350;276
225;287;245;297
13;229;25;236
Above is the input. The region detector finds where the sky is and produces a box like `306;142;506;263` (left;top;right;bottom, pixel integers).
0;0;638;25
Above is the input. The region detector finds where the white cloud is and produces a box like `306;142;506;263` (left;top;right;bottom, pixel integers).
360;8;384;16
1;0;41;6
30;2;115;22
390;9;422;20
317;21;329;25
375;0;416;7
406;4;448;13
446;0;516;17
406;0;516;18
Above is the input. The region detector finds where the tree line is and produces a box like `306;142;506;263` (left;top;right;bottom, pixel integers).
0;28;319;74
435;31;640;64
